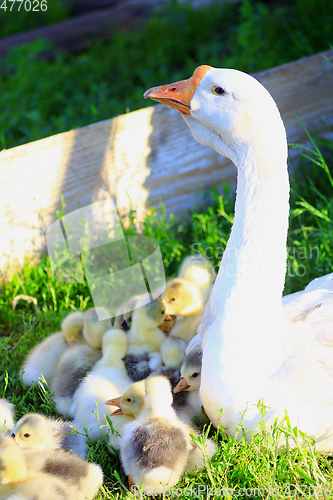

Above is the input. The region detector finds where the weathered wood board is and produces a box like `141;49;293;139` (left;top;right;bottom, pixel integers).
1;50;333;270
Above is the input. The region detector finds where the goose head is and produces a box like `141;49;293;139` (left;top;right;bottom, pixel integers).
12;413;50;451
105;380;146;417
144;65;287;172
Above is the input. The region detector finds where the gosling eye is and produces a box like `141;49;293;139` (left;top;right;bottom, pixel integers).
212;86;226;96
170;297;177;302
78;329;83;336
191;372;199;378
23;433;30;438
161;310;165;315
126;398;132;403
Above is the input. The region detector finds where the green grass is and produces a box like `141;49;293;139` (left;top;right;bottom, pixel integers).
1;0;332;150
1;136;333;498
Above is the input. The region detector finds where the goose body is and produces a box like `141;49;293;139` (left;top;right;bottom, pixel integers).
187;273;333;353
145;66;333;452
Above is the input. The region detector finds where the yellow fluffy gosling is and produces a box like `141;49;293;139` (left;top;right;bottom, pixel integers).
51;307;111;418
127;296;167;354
13;412;87;458
0;435;79;500
120;375;194;495
114;295;141;331
173;347;208;424
20;310;85;387
104;380;146;451
160;336;186;369
163;278;204;344
71;329;132;442
178;254;215;305
124;297;169;380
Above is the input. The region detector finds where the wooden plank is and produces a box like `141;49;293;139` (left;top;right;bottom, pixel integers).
0;50;333;270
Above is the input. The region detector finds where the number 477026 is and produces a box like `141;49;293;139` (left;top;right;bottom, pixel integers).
1;0;47;11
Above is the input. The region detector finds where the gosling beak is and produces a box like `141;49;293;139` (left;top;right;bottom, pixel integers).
173;377;191;393
164;314;172;321
144;65;211;115
68;339;77;346
111;408;123;416
105;396;123;415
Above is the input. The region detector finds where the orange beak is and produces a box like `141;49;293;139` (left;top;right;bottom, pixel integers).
68;339;77;347
105;396;123;415
173;377;191;393
144;65;211;115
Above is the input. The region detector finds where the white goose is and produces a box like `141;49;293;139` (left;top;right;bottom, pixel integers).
144;65;333;452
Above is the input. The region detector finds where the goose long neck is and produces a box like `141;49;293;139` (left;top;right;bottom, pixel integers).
232;154;289;297
212;150;290;346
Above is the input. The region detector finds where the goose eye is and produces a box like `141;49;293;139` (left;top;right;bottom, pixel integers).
126;398;132;403
23;433;30;438
191;372;199;378
161;310;165;315
170;297;177;302
212;86;226;96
